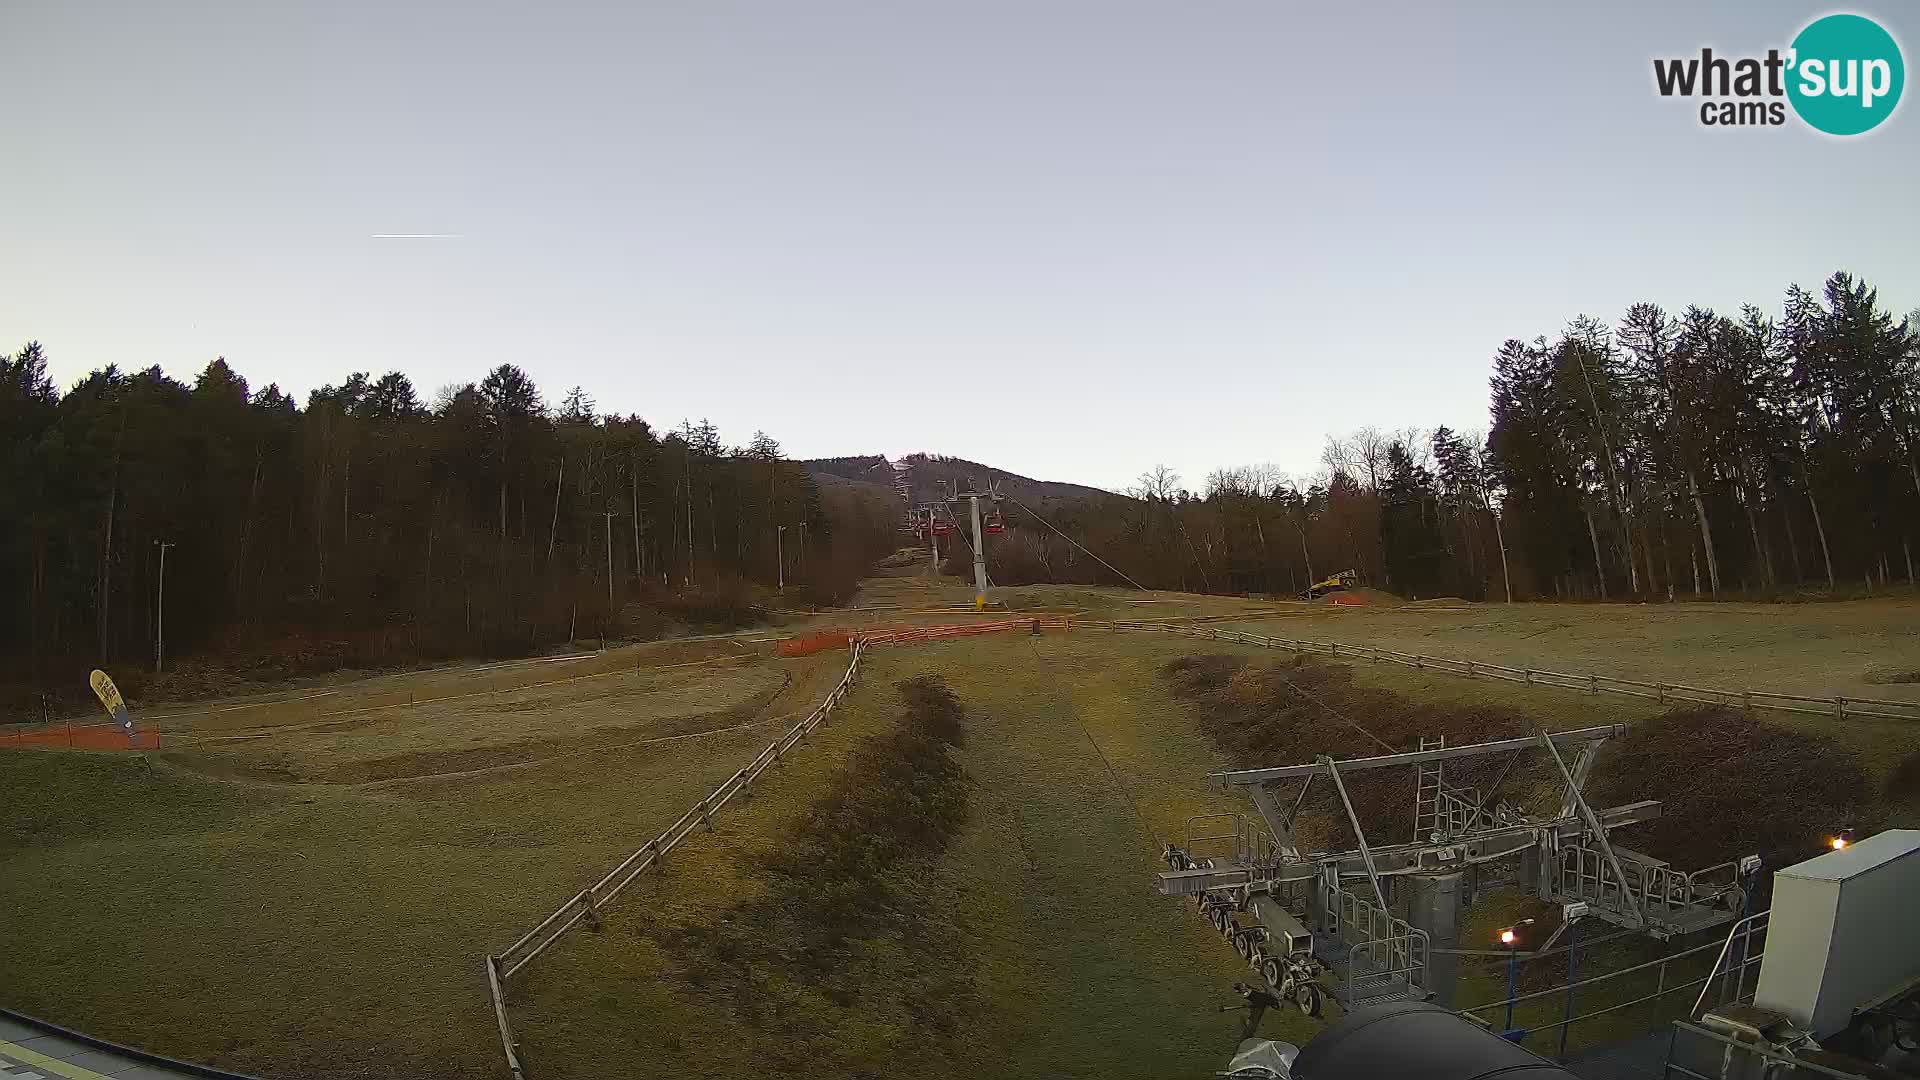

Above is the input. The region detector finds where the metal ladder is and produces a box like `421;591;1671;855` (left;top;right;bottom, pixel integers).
1413;736;1444;841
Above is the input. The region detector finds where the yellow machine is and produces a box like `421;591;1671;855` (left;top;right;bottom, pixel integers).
1302;569;1357;600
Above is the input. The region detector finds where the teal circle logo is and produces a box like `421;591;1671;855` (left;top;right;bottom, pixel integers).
1787;14;1904;135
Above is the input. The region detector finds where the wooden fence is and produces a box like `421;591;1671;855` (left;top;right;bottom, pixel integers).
1085;621;1920;723
482;617;1071;1077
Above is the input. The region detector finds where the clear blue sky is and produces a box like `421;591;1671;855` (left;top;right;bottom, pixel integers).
4;1;1915;492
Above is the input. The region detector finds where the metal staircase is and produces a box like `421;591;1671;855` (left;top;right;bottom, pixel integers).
1320;880;1429;1008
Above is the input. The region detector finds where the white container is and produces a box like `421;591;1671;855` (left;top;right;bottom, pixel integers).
1753;829;1920;1038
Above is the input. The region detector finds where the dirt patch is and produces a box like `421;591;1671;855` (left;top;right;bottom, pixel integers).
324;743;547;783
1864;666;1920;685
1338;587;1404;607
158;751;308;786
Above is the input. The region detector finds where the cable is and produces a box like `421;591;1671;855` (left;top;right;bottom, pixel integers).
1000;490;1150;592
1261;664;1396;756
1257;661;1491;809
1028;635;1160;852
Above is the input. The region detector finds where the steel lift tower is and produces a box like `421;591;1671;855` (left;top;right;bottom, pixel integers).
1157;726;1759;1016
943;479;1004;603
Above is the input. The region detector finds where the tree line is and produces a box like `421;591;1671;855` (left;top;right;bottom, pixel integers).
0;353;898;714
966;272;1919;603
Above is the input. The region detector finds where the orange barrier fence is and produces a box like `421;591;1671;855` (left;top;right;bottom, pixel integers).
778;630;858;657
2;722;160;750
779;618;1074;656
860;617;1073;646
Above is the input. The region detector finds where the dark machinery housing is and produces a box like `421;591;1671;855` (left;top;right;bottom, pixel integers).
1289;1002;1579;1079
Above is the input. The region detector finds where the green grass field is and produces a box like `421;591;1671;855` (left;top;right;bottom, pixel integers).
5;573;1920;1078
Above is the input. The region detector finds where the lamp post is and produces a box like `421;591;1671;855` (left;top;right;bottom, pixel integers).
777;525;787;594
1499;917;1535;1035
1558;902;1588;1060
153;540;175;674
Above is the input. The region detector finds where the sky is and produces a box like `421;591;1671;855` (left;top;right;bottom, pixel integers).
4;1;1917;493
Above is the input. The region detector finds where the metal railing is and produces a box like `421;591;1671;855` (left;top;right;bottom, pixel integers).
1692;911;1770;1019
1085;621;1920;723
1330;884;1430;998
1664;1019;1863;1080
1434;786;1480;839
1459;930;1761;1046
483;639;870;1080
1556;846;1746;927
1658;1014;1866;1076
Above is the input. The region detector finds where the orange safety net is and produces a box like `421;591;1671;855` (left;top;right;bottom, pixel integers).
779;617;1073;655
1;722;160;751
779;630;858;657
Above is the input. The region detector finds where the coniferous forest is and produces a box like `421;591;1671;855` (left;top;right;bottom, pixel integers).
957;273;1920;605
0;357;899;714
5;271;1915;713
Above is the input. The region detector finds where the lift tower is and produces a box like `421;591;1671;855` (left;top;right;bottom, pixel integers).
946;480;1003;603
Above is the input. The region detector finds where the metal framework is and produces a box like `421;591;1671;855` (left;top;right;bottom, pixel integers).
1160;725;1758;1015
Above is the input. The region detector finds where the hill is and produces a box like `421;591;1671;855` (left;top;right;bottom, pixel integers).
800;453;1117;509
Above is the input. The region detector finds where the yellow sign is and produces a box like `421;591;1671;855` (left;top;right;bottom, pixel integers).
88;669;134;738
88;669;125;715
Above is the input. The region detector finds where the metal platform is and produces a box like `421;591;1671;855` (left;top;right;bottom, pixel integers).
1158;725;1759;1015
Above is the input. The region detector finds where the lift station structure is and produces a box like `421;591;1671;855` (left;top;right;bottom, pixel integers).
1158;725;1760;1016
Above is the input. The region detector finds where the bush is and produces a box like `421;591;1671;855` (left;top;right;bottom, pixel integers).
1887;751;1920;805
1163;655;1537;850
1161;655;1880;874
660;675;977;1072
657;574;766;629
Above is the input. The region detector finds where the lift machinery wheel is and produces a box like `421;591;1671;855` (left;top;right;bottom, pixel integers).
1261;956;1291;997
1294;981;1323;1018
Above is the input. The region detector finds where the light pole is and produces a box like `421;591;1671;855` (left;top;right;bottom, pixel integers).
1499;917;1534;1035
153;540;175;674
777;525;787;594
602;511;619;611
1558;903;1588;1059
